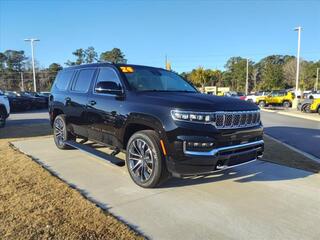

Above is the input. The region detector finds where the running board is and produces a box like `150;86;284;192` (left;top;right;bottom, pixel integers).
65;140;125;167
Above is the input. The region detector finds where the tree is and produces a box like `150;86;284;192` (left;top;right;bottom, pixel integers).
47;63;63;87
100;48;127;63
300;60;320;90
66;48;85;66
0;53;7;71
259;59;284;90
255;55;295;90
283;58;296;88
84;47;97;63
3;50;26;71
224;57;253;92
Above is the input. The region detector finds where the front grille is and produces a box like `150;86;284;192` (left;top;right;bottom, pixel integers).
213;111;260;129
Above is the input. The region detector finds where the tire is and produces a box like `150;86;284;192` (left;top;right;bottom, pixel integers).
0;109;6;128
303;104;311;113
283;101;291;108
126;130;169;188
258;101;266;108
318;107;320;115
53;114;75;149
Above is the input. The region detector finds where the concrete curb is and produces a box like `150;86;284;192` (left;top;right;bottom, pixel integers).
277;111;320;122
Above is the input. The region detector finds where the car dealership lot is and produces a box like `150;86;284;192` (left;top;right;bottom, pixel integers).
11;137;320;240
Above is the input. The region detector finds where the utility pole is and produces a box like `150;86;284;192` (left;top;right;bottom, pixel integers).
316;68;319;91
24;38;40;92
245;58;249;95
292;26;302;108
20;72;24;91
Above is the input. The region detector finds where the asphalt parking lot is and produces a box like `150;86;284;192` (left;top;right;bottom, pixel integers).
12;137;320;239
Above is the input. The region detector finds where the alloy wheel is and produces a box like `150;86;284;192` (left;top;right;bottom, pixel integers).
54;118;65;146
128;138;154;182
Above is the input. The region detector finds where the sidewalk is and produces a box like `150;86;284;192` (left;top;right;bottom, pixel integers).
10;137;320;240
261;108;320;122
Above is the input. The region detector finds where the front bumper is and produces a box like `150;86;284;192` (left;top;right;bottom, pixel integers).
166;138;264;177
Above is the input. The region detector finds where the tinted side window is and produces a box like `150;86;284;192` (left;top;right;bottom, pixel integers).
72;69;96;92
95;68;121;92
55;70;74;90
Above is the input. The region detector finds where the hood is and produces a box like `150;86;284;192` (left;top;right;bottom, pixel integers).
134;92;259;111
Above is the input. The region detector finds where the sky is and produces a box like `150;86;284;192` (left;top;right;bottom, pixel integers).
0;0;319;72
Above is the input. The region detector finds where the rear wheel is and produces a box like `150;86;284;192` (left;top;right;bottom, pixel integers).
303;104;311;113
126;130;169;188
283;101;291;108
0;108;6;128
258;101;266;108
53;114;75;149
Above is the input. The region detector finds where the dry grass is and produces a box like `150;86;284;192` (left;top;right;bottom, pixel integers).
0;137;143;240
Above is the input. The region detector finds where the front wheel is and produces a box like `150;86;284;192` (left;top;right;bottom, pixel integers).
258;101;266;108
53;114;75;149
126;130;169;188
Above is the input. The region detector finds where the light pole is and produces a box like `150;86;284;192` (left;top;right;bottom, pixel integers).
245;58;249;95
316;68;319;92
24;38;40;92
292;27;302;108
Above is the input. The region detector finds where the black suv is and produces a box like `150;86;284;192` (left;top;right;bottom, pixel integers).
49;63;264;188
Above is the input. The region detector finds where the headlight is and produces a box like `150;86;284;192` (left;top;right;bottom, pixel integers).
171;110;213;123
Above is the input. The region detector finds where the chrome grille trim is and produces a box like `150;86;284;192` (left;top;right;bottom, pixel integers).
213;110;260;129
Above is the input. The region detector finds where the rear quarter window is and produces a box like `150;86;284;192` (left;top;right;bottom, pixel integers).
54;70;74;91
72;69;96;92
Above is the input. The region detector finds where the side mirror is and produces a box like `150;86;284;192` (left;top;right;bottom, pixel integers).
95;81;123;95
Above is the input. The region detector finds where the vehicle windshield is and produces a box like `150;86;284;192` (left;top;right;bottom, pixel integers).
120;66;197;92
4;91;17;97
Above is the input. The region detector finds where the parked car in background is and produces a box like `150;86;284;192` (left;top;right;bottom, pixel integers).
0;90;10;127
310;98;320;114
4;91;31;111
224;91;246;100
24;91;49;107
245;91;270;103
297;99;313;113
306;91;320;99
256;90;295;108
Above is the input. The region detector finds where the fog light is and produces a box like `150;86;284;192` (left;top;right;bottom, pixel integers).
185;141;214;151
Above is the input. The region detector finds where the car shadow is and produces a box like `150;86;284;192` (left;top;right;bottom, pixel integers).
161;160;314;188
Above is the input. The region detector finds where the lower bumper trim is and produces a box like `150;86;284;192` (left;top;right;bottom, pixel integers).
183;140;264;156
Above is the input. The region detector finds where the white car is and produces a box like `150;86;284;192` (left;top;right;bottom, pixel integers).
0;90;10;128
307;91;320;99
245;91;270;103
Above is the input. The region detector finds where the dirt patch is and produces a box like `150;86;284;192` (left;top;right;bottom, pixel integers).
0;138;143;240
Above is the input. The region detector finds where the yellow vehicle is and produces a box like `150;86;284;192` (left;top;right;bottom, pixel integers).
256;90;295;108
310;98;320;114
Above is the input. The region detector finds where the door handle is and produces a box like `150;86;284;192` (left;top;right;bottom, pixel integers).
89;100;96;106
65;97;71;106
